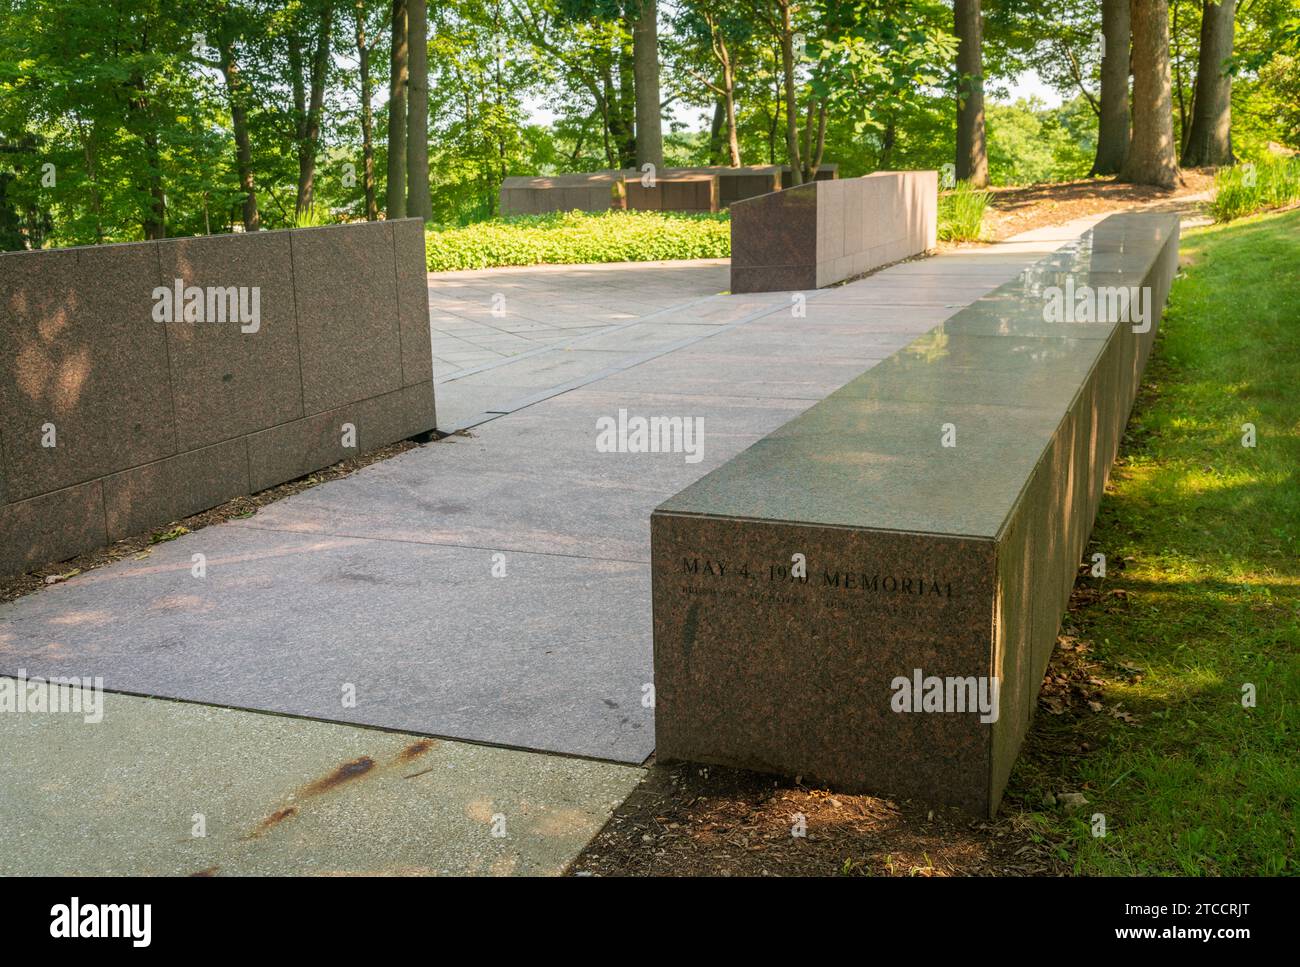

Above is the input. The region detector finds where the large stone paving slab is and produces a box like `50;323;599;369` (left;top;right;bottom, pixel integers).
0;680;641;876
0;526;656;761
232;389;815;561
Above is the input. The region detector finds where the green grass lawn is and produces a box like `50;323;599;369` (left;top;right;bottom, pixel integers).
1009;208;1300;875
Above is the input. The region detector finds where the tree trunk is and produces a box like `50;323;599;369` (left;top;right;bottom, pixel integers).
632;0;663;169
954;0;988;187
708;100;725;165
779;1;802;184
724;81;740;166
143;130;166;239
1173;0;1189;151
879;117;896;169
218;33;260;231
616;42;637;168
355;3;378;221
1121;0;1179;187
387;0;408;219
809;101;827;177
353;4;379;219
128;65;166;238
291;7;333;220
1092;0;1131;175
1181;0;1236;166
406;0;430;219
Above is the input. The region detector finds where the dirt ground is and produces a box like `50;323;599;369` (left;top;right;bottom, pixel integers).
979;169;1216;241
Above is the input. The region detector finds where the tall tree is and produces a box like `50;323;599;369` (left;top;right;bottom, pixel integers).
288;1;334;219
954;0;988;186
1181;0;1236;166
1121;0;1179;187
631;0;663;168
1092;0;1131;175
674;5;749;167
216;3;260;231
406;0;431;218
778;0;802;182
387;0;408;218
355;0;379;221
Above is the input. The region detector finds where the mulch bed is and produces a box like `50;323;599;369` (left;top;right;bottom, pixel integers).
979;169;1217;241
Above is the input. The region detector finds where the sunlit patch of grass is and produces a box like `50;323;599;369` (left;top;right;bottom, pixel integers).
1009;208;1300;876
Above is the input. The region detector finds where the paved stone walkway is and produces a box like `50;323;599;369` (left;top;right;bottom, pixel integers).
0;219;1105;875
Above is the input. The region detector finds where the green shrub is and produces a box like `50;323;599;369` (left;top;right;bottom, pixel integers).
424;209;731;271
937;181;990;242
1210;156;1300;222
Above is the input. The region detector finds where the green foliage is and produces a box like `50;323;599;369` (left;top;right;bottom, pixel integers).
424;209;730;271
937;181;989;242
986;98;1092;186
1210;157;1300;222
4;0;1298;251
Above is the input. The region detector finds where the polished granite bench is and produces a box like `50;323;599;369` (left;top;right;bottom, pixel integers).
651;212;1180;816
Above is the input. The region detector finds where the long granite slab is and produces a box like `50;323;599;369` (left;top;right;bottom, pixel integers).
651;212;1181;816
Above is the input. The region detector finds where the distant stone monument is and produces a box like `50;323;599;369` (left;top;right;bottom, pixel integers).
497;164;842;216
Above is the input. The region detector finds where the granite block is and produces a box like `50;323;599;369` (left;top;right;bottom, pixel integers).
0;479;106;578
730;184;818;275
391;218;435;387
157;230;304;450
0;242;175;499
780;163;839;188
730;264;817;294
245;388;423;493
1;221;437;577
731;171;937;293
102;437;250;541
290;221;404;413
652;514;998;813
400;380;437;437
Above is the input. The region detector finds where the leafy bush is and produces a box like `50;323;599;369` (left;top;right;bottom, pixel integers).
938;181;990;242
1210;156;1300;222
424;209;731;271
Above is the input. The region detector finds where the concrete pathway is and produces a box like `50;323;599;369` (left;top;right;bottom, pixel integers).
0;678;639;876
0;220;1103;875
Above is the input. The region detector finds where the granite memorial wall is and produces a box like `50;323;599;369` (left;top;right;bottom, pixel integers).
0;218;436;579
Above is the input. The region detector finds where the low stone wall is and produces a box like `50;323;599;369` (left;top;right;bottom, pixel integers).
651;212;1180;816
498;172;625;215
729;170;937;292
0;219;435;579
625;170;719;212
497;165;841;215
